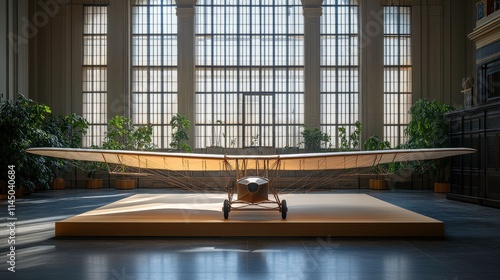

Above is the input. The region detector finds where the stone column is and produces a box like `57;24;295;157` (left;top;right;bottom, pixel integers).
71;4;84;116
107;0;130;119
176;0;197;149
301;1;323;130
0;0;31;102
359;1;384;142
0;0;10;101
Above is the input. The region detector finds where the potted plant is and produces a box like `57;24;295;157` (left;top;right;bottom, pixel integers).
403;99;455;192
364;135;391;190
207;119;225;153
337;121;362;151
170;113;192;153
301;126;331;152
102;115;154;189
0;94;65;194
79;159;104;189
45;113;89;189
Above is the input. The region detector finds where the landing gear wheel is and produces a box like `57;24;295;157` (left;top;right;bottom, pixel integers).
223;199;230;220
281;199;288;220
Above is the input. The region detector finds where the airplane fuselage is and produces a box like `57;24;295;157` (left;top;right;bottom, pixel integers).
237;176;269;203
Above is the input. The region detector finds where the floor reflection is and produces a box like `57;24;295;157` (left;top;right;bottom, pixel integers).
7;189;500;280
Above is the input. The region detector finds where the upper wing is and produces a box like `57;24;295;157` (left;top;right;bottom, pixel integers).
26;147;475;172
26;148;229;171
276;148;475;170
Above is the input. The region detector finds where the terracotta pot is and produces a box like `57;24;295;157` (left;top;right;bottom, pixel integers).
115;179;135;190
52;178;65;190
369;179;388;190
86;179;103;189
434;182;450;193
0;180;7;199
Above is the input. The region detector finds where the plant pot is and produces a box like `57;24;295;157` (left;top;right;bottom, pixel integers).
115;179;135;190
434;182;450;193
16;186;27;197
369;179;388;190
86;178;103;189
52;178;65;190
0;180;7;199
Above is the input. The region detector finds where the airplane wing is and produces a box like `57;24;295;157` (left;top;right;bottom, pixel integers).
26;147;475;172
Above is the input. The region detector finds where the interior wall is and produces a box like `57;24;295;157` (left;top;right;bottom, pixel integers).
0;0;32;102
32;1;74;116
416;0;476;107
443;0;477;107
0;0;9;101
8;0;478;141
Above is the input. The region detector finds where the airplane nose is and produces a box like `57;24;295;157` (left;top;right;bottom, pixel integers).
247;182;259;193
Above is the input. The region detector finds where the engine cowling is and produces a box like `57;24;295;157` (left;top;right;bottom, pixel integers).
236;176;269;203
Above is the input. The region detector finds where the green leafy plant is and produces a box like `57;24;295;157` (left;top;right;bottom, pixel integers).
83;163;100;179
102;115;154;151
96;116;155;176
170;113;191;153
301;126;331;152
0;95;65;191
210;120;224;147
404;99;454;149
45;113;90;178
70;143;106;179
338;121;362;151
364;135;392;174
403;99;455;181
46;113;89;148
364;135;391;151
230;137;237;147
251;134;260;147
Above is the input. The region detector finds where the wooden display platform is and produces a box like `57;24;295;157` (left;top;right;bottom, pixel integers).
55;193;444;237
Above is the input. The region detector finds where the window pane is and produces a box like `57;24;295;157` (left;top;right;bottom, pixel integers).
383;6;412;147
82;6;107;147
131;0;178;149
195;0;304;148
320;1;360;149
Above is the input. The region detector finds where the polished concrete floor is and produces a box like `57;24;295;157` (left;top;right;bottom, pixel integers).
2;188;500;279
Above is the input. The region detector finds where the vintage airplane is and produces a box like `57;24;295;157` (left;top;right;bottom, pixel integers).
27;147;475;220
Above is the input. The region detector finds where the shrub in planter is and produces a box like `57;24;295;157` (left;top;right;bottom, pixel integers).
45;113;89;189
0;95;90;191
301;126;331;152
0;95;61;192
337;121;362;151
403;99;455;187
169;113;191;153
364;135;391;190
102;116;154;189
78;159;105;189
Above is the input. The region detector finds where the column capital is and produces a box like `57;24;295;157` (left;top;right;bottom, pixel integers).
176;6;195;17
176;0;197;17
302;7;322;18
300;0;323;8
175;0;197;7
